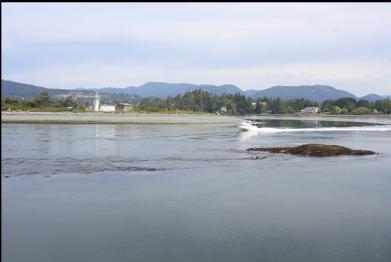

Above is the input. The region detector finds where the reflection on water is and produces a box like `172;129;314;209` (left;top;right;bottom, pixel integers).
238;130;259;141
251;119;382;128
2;116;391;262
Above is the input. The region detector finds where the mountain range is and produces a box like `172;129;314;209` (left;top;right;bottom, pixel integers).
1;79;92;98
2;79;390;103
94;82;243;98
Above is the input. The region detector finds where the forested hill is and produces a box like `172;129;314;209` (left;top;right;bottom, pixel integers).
2;79;389;102
99;82;243;98
1;80;77;98
244;85;357;102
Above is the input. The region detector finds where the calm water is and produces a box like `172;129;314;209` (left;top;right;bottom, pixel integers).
2;116;391;262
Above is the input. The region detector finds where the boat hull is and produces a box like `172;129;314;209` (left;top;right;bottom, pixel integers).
237;123;258;131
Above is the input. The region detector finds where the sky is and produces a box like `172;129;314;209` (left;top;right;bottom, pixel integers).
2;3;391;96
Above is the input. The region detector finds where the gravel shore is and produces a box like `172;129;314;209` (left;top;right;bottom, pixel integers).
1;112;240;124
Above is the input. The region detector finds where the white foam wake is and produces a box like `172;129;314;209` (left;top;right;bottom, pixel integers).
254;125;391;133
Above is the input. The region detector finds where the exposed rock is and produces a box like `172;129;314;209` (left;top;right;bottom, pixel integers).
247;144;376;157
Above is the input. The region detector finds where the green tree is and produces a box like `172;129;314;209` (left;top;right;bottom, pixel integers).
335;97;357;112
357;99;370;108
59;96;77;108
331;106;342;114
374;99;391;113
34;91;54;108
270;98;287;114
255;99;261;114
352;107;372;115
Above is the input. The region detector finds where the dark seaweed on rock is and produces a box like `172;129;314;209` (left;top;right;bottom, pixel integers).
247;144;376;157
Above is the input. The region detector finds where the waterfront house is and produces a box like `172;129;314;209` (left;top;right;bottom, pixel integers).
302;107;320;113
116;103;133;113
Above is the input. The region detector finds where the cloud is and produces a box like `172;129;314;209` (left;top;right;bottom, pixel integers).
3;3;391;52
2;3;391;95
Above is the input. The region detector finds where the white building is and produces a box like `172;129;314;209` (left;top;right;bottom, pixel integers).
220;106;227;113
302;107;319;113
100;104;116;112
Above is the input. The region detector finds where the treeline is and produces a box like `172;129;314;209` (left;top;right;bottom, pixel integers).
138;90;391;114
321;97;391;114
139;90;253;114
1;91;86;112
2;90;391;114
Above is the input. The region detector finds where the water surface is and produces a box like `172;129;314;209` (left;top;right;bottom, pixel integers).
2;116;391;262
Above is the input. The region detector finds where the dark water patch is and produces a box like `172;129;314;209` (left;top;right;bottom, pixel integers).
1;157;169;177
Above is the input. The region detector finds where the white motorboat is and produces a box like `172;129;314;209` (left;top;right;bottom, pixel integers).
237;120;258;131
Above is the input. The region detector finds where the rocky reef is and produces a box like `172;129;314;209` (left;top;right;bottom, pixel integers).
247;144;376;157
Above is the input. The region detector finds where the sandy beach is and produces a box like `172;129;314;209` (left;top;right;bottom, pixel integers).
3;112;391;125
1;112;241;124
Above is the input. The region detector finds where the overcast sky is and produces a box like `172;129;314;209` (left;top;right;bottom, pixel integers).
2;3;391;95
